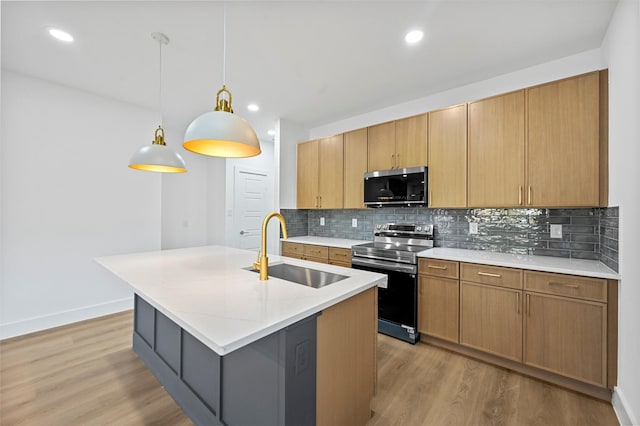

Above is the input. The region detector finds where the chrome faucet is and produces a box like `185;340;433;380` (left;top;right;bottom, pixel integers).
253;212;289;280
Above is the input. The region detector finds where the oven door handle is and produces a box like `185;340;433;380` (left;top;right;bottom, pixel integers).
351;257;417;274
351;253;414;265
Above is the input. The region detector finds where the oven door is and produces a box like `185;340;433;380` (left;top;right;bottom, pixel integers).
351;257;419;344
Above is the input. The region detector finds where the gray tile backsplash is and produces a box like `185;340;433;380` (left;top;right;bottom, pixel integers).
281;206;620;272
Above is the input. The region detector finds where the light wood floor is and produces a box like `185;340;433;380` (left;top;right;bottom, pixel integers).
1;311;618;426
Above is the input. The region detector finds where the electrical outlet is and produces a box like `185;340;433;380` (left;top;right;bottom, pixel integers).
352;218;358;228
550;224;563;239
320;217;325;226
469;222;478;234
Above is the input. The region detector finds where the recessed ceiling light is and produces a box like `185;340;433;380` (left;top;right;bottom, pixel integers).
48;28;74;42
247;104;259;112
405;30;423;45
267;130;276;136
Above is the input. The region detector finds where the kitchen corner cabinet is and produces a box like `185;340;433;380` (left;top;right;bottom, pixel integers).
428;104;467;208
468;90;525;207
367;114;427;172
297;135;344;209
527;71;602;207
418;259;460;343
343;128;368;208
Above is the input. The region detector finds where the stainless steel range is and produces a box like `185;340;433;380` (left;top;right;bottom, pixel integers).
351;223;434;344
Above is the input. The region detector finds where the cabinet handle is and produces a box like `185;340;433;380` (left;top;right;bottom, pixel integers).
395;153;399;168
549;282;580;289
526;294;530;316
315;196;319;208
477;271;502;278
528;186;532;205
429;191;432;206
391;154;395;168
518;186;523;206
516;292;520;314
319;196;322;208
335;253;348;257
428;265;447;270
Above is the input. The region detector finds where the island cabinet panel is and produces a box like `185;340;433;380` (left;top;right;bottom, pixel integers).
527;72;601;207
155;311;181;374
134;296;155;348
317;287;376;426
182;332;220;416
468;90;525;207
428;104;468;208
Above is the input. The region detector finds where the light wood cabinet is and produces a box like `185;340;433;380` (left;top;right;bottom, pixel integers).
523;270;608;386
367;121;396;171
527;72;601;207
460;282;523;362
281;241;304;259
395;114;427;169
367;115;427;172
296;135;344;209
468;90;525;207
418;259;460;343
343;128;368;208
281;242;351;267
428;104;467;207
329;247;352;268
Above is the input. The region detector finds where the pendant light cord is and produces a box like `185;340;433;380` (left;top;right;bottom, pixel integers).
159;37;163;126
222;1;227;86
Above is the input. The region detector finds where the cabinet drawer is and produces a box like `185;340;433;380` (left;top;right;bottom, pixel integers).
329;260;351;268
282;242;304;257
419;259;459;279
524;271;607;302
461;263;523;289
303;245;329;260
329;247;351;263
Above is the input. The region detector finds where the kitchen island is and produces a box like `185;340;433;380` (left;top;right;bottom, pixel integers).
96;245;386;426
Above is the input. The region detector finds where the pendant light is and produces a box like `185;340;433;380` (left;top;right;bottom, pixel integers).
129;32;187;173
183;3;261;158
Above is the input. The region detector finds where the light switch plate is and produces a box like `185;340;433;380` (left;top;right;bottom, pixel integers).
352;218;358;228
550;224;563;239
469;222;478;234
320;217;325;226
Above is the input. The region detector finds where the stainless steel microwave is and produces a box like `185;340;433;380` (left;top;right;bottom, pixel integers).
364;166;428;207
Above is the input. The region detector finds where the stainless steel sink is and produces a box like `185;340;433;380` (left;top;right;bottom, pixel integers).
245;263;348;288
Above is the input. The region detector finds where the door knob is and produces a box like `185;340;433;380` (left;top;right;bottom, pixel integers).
240;230;247;235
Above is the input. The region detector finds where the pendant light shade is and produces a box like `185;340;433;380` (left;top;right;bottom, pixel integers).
183;4;261;158
129;32;187;173
129;126;187;172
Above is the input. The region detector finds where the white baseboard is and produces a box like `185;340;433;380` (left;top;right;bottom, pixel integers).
0;297;133;340
613;386;639;426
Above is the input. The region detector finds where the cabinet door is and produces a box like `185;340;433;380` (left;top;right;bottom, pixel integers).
343;128;368;208
527;72;600;207
367;121;396;171
524;292;606;386
297;140;319;209
418;275;459;343
395;114;427;169
318;134;344;209
428;104;467;208
460;282;523;362
468;91;525;207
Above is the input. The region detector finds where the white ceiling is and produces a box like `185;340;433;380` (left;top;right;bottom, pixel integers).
1;1;618;141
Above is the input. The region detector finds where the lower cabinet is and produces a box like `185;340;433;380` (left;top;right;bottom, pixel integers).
460;282;522;362
417;260;616;398
282;241;352;267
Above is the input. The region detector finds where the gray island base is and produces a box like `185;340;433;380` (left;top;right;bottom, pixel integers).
133;295;319;426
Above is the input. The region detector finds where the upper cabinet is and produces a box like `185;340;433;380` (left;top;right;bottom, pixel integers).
367;121;396;171
367;114;428;172
428;104;467;208
343;128;368;209
395;114;428;169
297;135;344;209
468;90;525;207
527;72;604;207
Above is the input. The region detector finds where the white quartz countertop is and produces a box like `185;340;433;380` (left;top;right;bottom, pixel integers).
418;248;620;280
95;245;386;356
282;236;371;249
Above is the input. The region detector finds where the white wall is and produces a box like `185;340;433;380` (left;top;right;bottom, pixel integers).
602;1;640;424
278;118;309;209
0;71;161;339
310;49;604;138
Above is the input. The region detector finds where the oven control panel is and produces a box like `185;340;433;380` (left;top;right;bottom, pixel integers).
374;223;434;237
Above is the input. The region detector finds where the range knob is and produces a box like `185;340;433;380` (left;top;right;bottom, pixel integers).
416;226;422;232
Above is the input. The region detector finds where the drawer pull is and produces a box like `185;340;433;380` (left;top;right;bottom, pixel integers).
516;292;520;314
526;294;530;316
335;253;348;257
428;265;447;270
518;186;523;206
549;282;580;289
478;271;502;278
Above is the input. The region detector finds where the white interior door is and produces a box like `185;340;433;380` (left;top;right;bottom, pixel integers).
234;167;269;251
